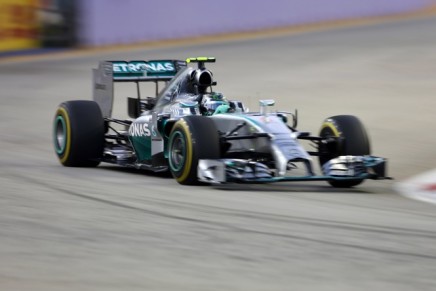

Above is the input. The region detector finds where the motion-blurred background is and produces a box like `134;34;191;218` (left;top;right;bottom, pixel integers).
0;0;434;54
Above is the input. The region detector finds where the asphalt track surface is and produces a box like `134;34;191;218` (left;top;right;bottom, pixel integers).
1;16;436;291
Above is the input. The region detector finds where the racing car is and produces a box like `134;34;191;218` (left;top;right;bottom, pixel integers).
53;57;389;187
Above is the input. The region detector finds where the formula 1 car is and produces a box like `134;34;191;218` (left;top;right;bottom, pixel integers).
53;57;389;187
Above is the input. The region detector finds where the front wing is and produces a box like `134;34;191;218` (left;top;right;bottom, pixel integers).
197;155;390;184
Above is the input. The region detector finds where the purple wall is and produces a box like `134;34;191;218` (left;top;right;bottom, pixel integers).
77;0;433;46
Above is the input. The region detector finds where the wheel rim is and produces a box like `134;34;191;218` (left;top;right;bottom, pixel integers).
319;126;337;165
169;131;186;172
54;115;67;154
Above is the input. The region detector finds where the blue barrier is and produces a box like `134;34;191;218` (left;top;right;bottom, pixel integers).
76;0;433;46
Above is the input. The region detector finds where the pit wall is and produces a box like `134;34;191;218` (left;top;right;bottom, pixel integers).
76;0;433;46
0;0;433;54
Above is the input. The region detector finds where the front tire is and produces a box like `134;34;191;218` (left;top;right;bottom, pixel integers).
168;116;220;185
53;100;104;167
319;115;370;188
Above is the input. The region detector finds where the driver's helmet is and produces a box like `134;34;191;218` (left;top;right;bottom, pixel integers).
201;92;229;115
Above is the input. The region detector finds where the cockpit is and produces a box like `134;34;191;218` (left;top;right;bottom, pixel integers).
120;57;245;118
153;57;227;116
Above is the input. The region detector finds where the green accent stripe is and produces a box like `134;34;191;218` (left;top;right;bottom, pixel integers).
54;116;66;154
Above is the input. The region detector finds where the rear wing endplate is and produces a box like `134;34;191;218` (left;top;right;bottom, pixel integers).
93;59;186;118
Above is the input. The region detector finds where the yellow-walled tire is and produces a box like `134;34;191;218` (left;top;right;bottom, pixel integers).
53;100;104;167
168;116;220;185
319;115;370;188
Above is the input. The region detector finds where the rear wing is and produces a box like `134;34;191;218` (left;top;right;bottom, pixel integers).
93;59;186;118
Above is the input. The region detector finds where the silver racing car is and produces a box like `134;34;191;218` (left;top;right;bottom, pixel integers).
53;57;389;187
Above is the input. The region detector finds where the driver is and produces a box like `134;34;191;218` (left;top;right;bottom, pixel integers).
200;92;231;116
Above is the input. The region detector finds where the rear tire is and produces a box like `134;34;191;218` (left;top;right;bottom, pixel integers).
168;116;220;185
53;100;104;167
319;115;370;188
